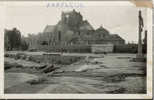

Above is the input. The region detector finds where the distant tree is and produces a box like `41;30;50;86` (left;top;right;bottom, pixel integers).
41;41;48;45
4;30;11;50
20;39;29;50
5;28;22;50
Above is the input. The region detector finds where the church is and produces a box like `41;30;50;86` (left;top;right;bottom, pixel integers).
41;9;125;46
26;9;125;53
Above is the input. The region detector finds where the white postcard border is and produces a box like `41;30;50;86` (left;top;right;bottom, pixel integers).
0;1;152;99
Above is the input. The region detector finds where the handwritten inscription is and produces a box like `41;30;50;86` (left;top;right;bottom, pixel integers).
46;2;85;8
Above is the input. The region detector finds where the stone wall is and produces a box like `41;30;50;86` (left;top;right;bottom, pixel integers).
91;44;114;53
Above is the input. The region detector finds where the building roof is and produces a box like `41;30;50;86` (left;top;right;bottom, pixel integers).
81;34;124;42
80;20;94;31
43;25;56;33
109;34;124;41
96;26;109;34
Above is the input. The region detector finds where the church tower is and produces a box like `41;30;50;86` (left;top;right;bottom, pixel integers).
61;12;67;24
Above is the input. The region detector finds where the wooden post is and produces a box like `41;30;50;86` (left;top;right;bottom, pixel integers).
137;10;144;58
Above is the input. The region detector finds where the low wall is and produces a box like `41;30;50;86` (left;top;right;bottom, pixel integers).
29;44;143;54
113;44;138;53
36;45;91;53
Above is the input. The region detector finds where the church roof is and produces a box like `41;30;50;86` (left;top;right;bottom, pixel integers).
80;20;94;31
102;34;124;41
110;34;124;40
43;25;56;33
96;26;109;34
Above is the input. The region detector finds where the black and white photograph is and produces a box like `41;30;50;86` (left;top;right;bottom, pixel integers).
3;1;152;97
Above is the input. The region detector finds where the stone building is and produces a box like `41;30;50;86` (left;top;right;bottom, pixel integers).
91;44;114;53
80;26;125;45
26;9;125;51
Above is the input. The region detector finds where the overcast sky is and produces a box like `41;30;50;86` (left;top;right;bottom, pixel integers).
5;2;147;43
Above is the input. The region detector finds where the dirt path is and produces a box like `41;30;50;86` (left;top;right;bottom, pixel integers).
38;76;104;93
5;73;38;89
